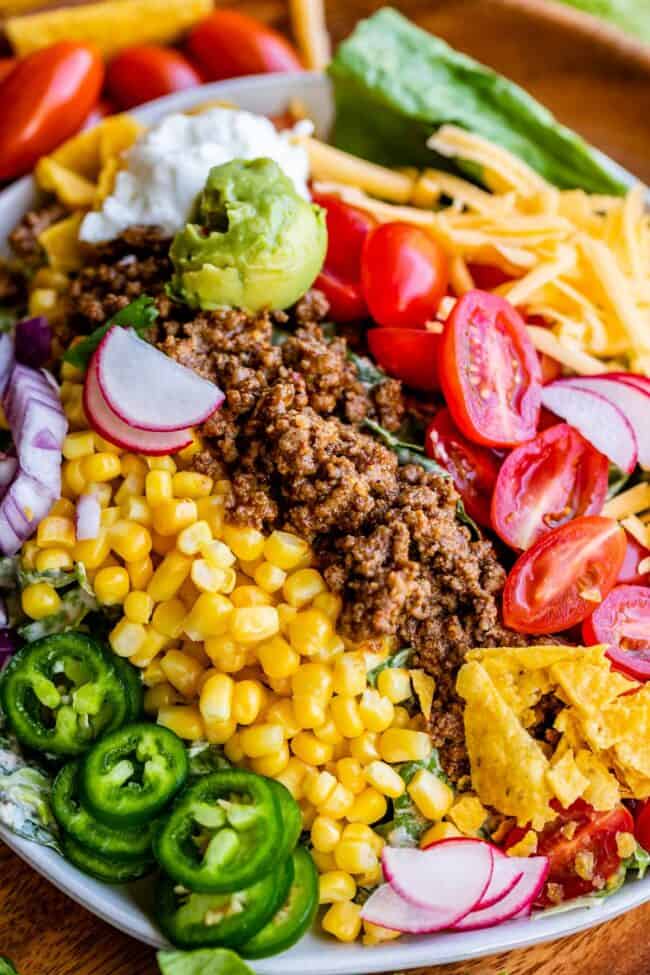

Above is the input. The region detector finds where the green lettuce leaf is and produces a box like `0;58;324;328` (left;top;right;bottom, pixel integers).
187;741;232;778
63;295;159;371
157;950;254;975
366;648;413;687
376;751;449;847
329;8;626;194
0;710;60;853
0;958;20;975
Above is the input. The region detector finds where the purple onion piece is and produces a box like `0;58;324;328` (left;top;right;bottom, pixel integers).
0;628;17;670
15;317;52;369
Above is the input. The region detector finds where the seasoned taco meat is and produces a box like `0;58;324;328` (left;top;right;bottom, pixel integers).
9;201;68;264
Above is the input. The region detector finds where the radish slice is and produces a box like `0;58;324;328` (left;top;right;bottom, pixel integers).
477;857;524;910
361;883;477;934
451;857;549;932
556;375;650;469
541;381;638;473
0;334;15;400
84;356;193;455
96;327;224;432
608;372;650;395
76;493;101;541
382;840;494;913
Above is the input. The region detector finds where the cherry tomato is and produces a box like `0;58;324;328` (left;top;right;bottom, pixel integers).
0;42;104;182
106;45;201;110
367;328;441;391
618;533;650;586
467;263;512;290
491;423;609;551
635;800;650;852
539;352;563;385
503;515;627;633
440;290;542;448
425;408;501;526
0;58;17;85
82;98;116;130
312;192;376;281
361;222;449;329
186;10;302;81
506;801;634;905
313;269;367;322
582;585;650;680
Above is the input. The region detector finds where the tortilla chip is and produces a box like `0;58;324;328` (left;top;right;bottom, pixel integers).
546;749;589;809
35;158;97;209
49;115;141;183
575;750;620;810
446;795;487;836
409;669;435;718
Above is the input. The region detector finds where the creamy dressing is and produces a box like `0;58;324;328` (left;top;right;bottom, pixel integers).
80;107;312;244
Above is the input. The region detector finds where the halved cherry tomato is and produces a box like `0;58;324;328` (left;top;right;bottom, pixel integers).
82;98;116;130
491;423;609;551
635;800;650;853
467;263;512;291
440;290;542;448
506;801;634;905
106;45;201;110
503;515;627;633
367;328;441;391
425;408;500;526
186;10;302;81
0;42;104;181
582;585;650;680
618;533;650;586
314;269;367;322
539;352;563;385
0;58;17;85
311;192;376;281
361;223;449;329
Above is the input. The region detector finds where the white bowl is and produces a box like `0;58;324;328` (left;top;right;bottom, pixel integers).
0;71;646;973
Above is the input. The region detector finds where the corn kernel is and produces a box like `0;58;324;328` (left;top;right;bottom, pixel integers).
173;520;210;557
250;742;290;777
35;548;74;572
37;515;76;549
300;800;317;831
201;539;236;569
73;532;112;569
288;609;333;657
277;602;298;636
379;729;432;764
365;761;405;799
363;921;401;946
177;576;200;608
346;788;388;825
144;682;179;714
230;606;279;644
153;499;197;537
377;668;412;704
115;473;146;506
232;680;265;725
129;626;169;668
391;706;411;729
283;568;327;609
145;469;173;507
305;770;337;807
142;657;166;687
21;582;61;620
320;783;355;819
148;551;193;602
341;823;384;856
420;822;461;847
204;635;246;674
313;592;342;621
119;496;152;527
128;555;154;590
51;500;75;520
184;592;234;641
161;650;205;698
291;731;333;767
253;561;286;594
264;699;301;740
82;452;121;483
196;496;225;537
121;455;148;479
177;430;203;464
319;871;356;905
311;817;342;854
240;723;285;758
224;732;245;764
348;732;380;766
447;796;487;836
275;756;309;799
407;769;454;821
199;672;234;722
230;585;272;608
264;530;311;570
332;653;367;697
292;662;333;701
63;458;87;496
359;689;394;733
203;715;238;746
110;520;152;562
93;434;121;455
21;540;39;569
331;697;364;739
311;849;336;874
256;635;300;680
336;758;366;795
334;840;378;875
314;720;343;746
100;507;121;529
219;524;263;564
94;566;130;606
147;456;177;473
63;431;95;460
172;471;213;499
190;559;232;594
182;640;210;667
158;704;204;740
109;618;147;658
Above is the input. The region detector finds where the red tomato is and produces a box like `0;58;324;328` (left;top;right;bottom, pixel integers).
503;515;627;633
618;533;650;585
367;328;441;391
0;58;17;85
187;10;302;81
106;45;201;110
440;290;542;448
425;408;501;526
635;801;650;852
491;423;609;551
312;192;376;281
314;269;367;323
360;223;449;329
82;97;116;130
467;263;512;290
0;42;104;182
506;801;634;905
539;352;563;385
582;585;650;680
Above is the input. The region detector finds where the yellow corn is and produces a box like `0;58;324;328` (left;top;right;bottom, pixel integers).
346;788;388;825
109;618;147;658
363;921;401;946
147;456;177;473
73;532;112;569
121;455;148;479
178;577;200;608
230;606;279;644
145;469;173;507
391;706;411;729
230;585;272;608
250;742;290;777
331;697;364;739
336;758;366;795
312;591;342;621
62;431;95;460
231;680;265;725
377;667;412;704
201;539;236;569
348;732;380;766
319;871;356;904
379;729;432;764
240;723;285;758
264;699;301;740
177;430;203;464
22;582;61;620
82;452;121;483
93;435;121;455
341;824;384;857
128;555;154;590
190;559;233;594
63;458;87;496
277;602;298;636
100;507;121;529
224;732;245;764
149;599;184;639
257;636;300;680
158;704;204;740
407;769;454;821
21;540;39;569
305;770;337;807
118;494;151;526
253;561;286;594
365;761;405;799
283;568;327;609
184;592;234;641
115;473;146;505
160;650;204;698
142;657;166;687
288;609;333;657
332;652;367;697
319;783;355;820
314;720;343;746
204;635;247;674
275;756;309;799
292;696;325;730
129;626;169;668
311;817;342;854
264;530;311;570
177;521;212;556
172;471;213;499
148;551;193;602
299;800;317;830
153;499;197;536
35;548;74;572
268;676;292;697
37;515;76;549
110;520;152;562
311;849;336;874
420;822;461;847
222;524;265;562
199;672;234;722
292;662;333;701
94;566;130;605
291;731;333;767
204;716;238;746
144;682;180;715
359;689;394;733
334;840;378;875
151;530;176;556
196;496;225;537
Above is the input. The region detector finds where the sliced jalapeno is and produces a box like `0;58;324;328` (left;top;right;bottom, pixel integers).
80;723;188;827
110;655;143;722
52;761;154;860
156;856;293;949
153;770;283;893
240;847;318;959
0;633;127;756
266;779;302;862
63;834;154;884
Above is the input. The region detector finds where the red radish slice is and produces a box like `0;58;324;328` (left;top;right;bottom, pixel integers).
382;840;494;912
361;883;476;934
76;493;101;541
608;372;650;395
476;857;524;910
556;375;650;469
451;857;549;932
96;327;224;432
541;381;638;473
84;357;193;455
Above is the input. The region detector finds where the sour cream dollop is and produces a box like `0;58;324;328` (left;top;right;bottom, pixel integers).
80;107;311;244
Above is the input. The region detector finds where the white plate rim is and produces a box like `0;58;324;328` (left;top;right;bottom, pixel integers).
0;70;646;973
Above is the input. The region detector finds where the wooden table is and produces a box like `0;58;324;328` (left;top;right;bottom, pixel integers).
3;2;650;972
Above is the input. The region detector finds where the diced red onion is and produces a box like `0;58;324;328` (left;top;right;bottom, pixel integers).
76;492;101;541
0;334;15;400
0;629;16;670
15;317;52;369
0;454;17;501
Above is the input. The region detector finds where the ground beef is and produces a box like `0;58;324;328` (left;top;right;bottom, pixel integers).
9;202;69;264
0;264;26;307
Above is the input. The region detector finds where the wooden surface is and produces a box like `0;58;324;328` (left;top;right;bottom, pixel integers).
3;2;650;973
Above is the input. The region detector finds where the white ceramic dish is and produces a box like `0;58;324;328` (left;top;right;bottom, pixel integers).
0;71;646;972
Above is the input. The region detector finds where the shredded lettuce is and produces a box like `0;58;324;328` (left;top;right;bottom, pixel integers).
0;709;60;853
0;959;20;975
367;648;413;687
187;741;232;778
157;950;253;975
377;751;449;847
63;296;159;371
18;586;100;642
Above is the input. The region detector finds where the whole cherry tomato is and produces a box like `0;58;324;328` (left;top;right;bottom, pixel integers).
311;191;376;281
187;10;302;81
0;58;17;85
361;222;449;328
82;98;116;130
491;423;609;551
0;42;104;181
106;45;202;110
425;408;501;526
635;800;650;852
314;269;367;322
367;328;441;390
582;585;650;680
503;515;627;633
440;290;542;448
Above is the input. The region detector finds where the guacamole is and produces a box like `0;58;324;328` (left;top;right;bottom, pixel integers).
170;157;327;312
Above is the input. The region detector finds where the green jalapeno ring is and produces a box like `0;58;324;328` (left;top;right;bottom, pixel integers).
80;723;189;828
156;855;294;950
52;762;154;860
63;834;155;884
265;778;302;863
240;846;319;959
0;634;127;756
109;655;144;723
153;770;283;894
